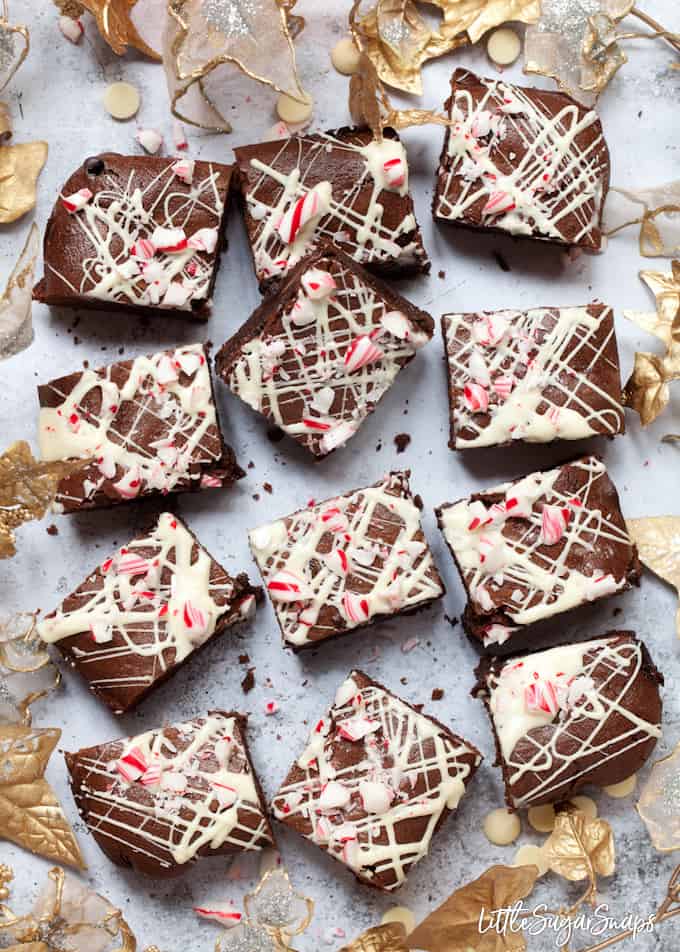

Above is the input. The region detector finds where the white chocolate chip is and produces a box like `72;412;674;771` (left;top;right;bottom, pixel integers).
276;90;313;124
569;794;598;819
331;36;361;75
381;906;416;934
103;81;141;121
527;803;556;833
514;843;549;876
486;27;522;67
603;774;637;798
483;807;521;845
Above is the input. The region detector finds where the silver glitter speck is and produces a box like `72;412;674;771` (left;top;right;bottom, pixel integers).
203;0;258;39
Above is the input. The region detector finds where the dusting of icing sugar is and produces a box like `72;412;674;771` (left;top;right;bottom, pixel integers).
37;513;255;710
242;131;424;282
272;672;480;889
69;712;272;869
444;305;623;448
484;636;661;807
224;258;430;456
250;472;444;648
49;161;226;310
438;456;636;628
435;75;608;248
38;344;225;510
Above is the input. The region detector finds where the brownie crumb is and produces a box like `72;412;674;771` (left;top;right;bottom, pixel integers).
46;524;59;536
238;653;250;664
263;482;273;494
431;688;444;701
445;614;459;628
375;441;382;452
492;250;510;272
400;677;408;685
248;461;255;469
252;493;260;501
438;270;446;279
394;433;411;454
414;493;424;511
413;703;424;713
266;427;285;444
241;668;256;694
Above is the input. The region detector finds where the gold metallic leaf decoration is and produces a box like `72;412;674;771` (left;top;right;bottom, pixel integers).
0;223;39;361
0;725;84;868
623;261;680;426
340;923;408;951
164;0;307;134
77;0;161;59
0;865;135;951
356;0;540;94
604;181;680;258
627;517;680;638
0;612;61;726
544;809;615;890
637;740;680;853
406;864;538;952
0;441;85;559
0;142;47;224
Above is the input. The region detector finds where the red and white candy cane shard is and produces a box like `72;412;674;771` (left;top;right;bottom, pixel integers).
267;570;311;602
492;375;515;399
482;190;516;216
472;313;508;346
383;156;406;189
300;267;336;299
171;158;195;184
320;506;348;532
265;699;279;715
200;473;223;489
136;128;163;155
116;552;149;576
116;745;147;782
172;120;188;150
463;382;489;413
318;780;350;810
188;227;219;253
183;600;208;633
139;761;162;787
540;504;570;546
302;417;331;431
468;349;490;387
319;420;358;455
341;591;370;624
59;15;83;43
62;188;93;213
132;237;156;260
113;465;142;499
360;780;393;815
162;281;192;308
336;715;379;742
525;678;559;715
277;183;330;245
151;226;188;253
193;906;243;927
324;547;349;576
344;335;384;374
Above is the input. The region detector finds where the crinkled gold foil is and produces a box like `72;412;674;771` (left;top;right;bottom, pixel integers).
0;141;47;224
604;181;680;257
544;809;615;888
77;0;161;59
627;517;680;639
340;923;408;952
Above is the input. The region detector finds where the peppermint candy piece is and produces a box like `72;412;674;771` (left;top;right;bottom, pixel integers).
267;570;312;602
116;745;147;782
112;465;142;499
482;190;516;217
290;293;316;326
151;226;188;253
379;310;426;349
463;382;489;413
359;780;393;815
59;15;83;43
136;128;163;154
171;158;195;184
155;353;180;385
468;349;490;387
173;120;188;150
188;227;219;253
493;375;515;399
341;591;370;624
139;760;162;787
324;547;349;576
337;715;379;742
472;313;508;346
116;552;149;576
62;188;92;213
525;678;559;715
382;155;406;189
301;267;336;299
334;676;358;708
344;335;384;374
162;281;193;308
310;385;335;415
132;237;156;260
319;420;358;455
182;600;209;635
277;181;332;245
319;780;350;810
540;505;570;545
193;906;242;927
89;621;113;644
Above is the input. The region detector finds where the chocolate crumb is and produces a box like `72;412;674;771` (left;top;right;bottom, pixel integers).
248;461;255;469
414;493;424;511
445;614;459;629
252;493;260;501
400;677;408;685
413;703;424;713
238;653;250;664
241;668;256;694
438;270;446;279
263;482;273;494
394;433;411;454
266;427;285;444
46;524;59;536
492;250;510;272
375;441;382;452
431;688;444;701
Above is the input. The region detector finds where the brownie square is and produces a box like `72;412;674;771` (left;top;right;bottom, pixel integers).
442;303;625;450
233;126;429;293
435;456;640;649
37;343;243;513
272;670;481;890
65;711;274;877
216;243;434;458
38;512;261;714
473;632;662;809
250;471;445;650
33;153;233;319
433;70;610;251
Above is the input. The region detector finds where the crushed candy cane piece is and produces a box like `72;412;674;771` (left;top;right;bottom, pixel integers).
136;128;163;154
265;700;279;715
188;227;219;253
464;382;489;413
344;335;384;373
171;158;195;184
341;591;370;623
540;505;570;545
172;120;187;150
267;570;312;601
193;905;242;927
117;745;147;782
62;188;92;213
319;780;350;810
277;181;330;244
59;15;83;43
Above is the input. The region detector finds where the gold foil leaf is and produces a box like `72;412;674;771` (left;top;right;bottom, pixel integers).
0;141;47;224
627;517;680;638
0;725;84;868
605;181;680;258
407;864;538;951
544;810;615;885
0;441;83;559
79;0;161;59
0;223;39;360
637;740;680;852
340;923;408;951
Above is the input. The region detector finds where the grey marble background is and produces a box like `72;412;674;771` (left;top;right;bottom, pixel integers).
0;2;679;949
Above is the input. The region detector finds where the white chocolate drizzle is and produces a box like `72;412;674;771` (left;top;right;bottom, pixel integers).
272;672;481;890
250;472;444;648
69;712;273;870
240;130;426;283
223;257;430;456
483;636;661;807
438;456;637;634
434;73;608;248
443;305;623;448
38;344;227;510
37;513;256;712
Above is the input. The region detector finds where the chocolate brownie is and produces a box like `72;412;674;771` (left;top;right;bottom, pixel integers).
435;456;640;649
233;126;429;293
250;471;445;651
65;711;274;877
272;670;481;890
442;303;625;449
433;70;610;251
216;243;433;458
38;513;261;714
37;343;243;513
33;153;232;319
473;632;662;809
